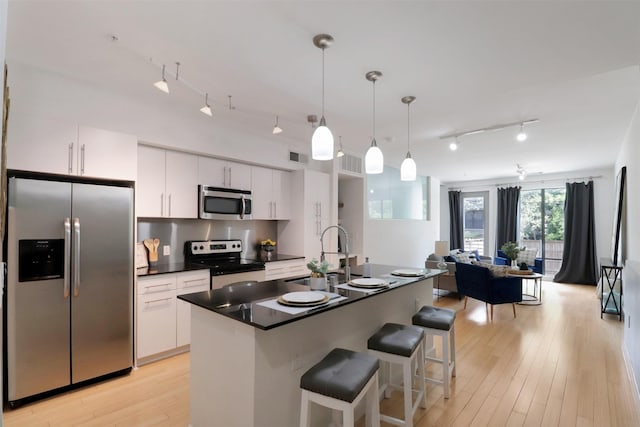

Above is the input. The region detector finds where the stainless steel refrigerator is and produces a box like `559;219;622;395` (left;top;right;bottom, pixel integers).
5;171;134;406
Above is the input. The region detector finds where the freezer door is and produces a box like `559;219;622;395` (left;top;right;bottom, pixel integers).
70;183;133;383
6;178;72;401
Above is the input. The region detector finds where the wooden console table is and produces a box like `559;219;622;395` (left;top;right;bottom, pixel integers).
600;258;623;321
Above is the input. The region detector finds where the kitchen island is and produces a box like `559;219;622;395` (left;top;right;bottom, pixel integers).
178;264;442;427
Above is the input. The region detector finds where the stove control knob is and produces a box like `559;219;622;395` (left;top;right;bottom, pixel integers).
199;245;204;250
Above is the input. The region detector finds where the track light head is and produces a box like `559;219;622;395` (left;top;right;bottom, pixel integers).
154;64;169;93
516;123;527;142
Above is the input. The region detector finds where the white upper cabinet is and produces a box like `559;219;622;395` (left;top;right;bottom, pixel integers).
251;166;291;220
137;146;198;218
198;157;251;191
7;113;137;180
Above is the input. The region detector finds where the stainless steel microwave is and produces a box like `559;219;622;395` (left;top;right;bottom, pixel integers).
198;185;252;220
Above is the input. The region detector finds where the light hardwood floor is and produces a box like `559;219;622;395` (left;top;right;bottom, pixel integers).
4;281;640;427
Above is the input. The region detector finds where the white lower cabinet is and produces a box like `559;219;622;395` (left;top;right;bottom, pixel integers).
137;270;210;363
264;259;307;281
176;271;210;347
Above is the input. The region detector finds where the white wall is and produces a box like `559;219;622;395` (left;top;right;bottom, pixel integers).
363;177;440;268
618;92;640;398
439;169;614;263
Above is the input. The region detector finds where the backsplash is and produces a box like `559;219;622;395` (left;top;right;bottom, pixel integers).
137;218;277;264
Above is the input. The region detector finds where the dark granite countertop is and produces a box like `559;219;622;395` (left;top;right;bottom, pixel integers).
257;253;305;263
136;263;210;277
178;264;444;330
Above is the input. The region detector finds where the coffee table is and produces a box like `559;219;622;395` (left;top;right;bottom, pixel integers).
508;272;544;305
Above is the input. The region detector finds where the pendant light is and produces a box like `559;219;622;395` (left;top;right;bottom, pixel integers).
365;70;383;174
336;136;345;157
154;64;169;93
400;96;417;181
311;34;334;160
200;93;212;116
272;115;283;134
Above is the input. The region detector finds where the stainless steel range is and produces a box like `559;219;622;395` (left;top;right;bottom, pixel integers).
184;240;265;289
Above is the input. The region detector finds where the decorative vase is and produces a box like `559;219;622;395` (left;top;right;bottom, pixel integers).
261;244;275;260
511;259;518;268
309;276;327;291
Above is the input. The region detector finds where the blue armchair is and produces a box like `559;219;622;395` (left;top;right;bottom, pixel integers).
494;250;544;274
455;262;523;321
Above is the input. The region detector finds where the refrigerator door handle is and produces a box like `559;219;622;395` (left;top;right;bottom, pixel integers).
73;218;81;297
64;218;71;298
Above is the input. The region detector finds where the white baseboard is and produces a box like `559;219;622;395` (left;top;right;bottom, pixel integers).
622;343;640;413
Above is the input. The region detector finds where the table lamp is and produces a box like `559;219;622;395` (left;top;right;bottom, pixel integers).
435;241;450;270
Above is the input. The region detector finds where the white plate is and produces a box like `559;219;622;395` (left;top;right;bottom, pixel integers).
281;291;326;304
349;278;388;288
391;269;425;277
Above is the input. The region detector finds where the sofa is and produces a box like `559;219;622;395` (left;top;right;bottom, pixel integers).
494;249;543;274
425;250;493;294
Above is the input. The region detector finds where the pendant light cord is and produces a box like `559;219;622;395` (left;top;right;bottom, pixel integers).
407;102;411;152
321;48;325;116
372;80;376;138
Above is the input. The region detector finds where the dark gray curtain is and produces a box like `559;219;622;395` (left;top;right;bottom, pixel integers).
496;186;520;252
554;181;598;285
448;190;463;249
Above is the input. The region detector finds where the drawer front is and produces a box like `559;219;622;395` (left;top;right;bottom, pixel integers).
137;289;177;358
265;260;307;280
138;274;177;295
176;270;210;294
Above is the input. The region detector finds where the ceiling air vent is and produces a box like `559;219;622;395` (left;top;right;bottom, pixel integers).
340;154;362;174
289;151;308;164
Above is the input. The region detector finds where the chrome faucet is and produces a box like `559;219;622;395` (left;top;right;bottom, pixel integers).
320;225;350;282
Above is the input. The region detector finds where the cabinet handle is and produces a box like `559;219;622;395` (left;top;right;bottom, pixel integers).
228;167;232;187
222;167;227;187
80;144;85;175
168;194;172;217
273;201;277;218
160;194;164;216
269;201;273;218
68;143;74;174
144;297;173;305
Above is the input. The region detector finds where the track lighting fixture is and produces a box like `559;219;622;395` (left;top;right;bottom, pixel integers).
440;119;539;142
272;115;283;134
516;123;528;142
336;136;345;157
449;137;459;151
200;93;212;117
365;71;384;174
400;96;417;181
311;34;335;161
154;64;169;93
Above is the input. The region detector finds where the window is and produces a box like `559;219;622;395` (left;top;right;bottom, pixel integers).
462;192;488;255
519;188;566;276
367;165;429;220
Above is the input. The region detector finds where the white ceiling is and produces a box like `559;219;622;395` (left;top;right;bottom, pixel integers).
6;1;640;183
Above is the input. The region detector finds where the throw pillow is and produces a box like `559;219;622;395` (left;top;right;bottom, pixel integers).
517;248;538;266
474;261;509;277
456;252;473;264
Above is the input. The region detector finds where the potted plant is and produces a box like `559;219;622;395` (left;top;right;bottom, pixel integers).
501;242;523;267
307;258;330;290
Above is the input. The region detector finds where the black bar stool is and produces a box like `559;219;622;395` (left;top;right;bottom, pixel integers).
367;323;426;427
412;305;456;398
299;348;380;427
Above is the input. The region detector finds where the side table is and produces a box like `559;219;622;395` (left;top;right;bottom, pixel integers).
600;259;623;321
507;272;544;305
